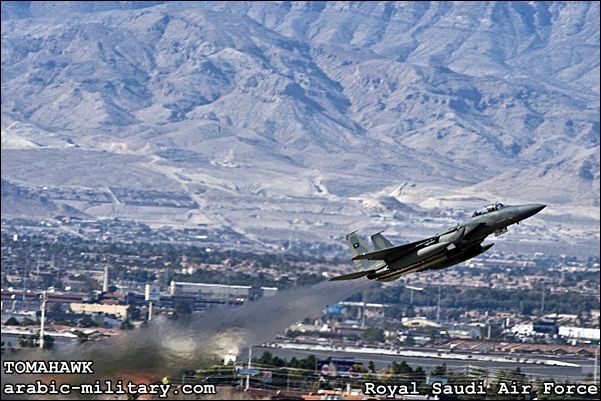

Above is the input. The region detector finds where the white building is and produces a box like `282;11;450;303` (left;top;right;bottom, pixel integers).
558;326;600;341
511;322;535;336
169;281;278;300
70;303;129;319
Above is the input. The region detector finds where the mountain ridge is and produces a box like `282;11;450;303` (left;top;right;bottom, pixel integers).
1;1;599;250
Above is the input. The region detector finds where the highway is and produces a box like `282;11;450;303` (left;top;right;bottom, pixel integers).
254;345;596;380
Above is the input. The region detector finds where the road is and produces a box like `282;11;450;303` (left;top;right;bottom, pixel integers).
254;345;596;380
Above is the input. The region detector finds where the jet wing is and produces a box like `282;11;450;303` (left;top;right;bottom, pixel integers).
329;270;375;281
352;236;437;262
463;222;486;240
376;267;421;282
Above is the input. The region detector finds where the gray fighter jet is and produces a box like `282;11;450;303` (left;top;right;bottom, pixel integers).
331;203;545;282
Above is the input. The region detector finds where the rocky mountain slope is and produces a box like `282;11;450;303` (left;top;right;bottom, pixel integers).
2;1;599;252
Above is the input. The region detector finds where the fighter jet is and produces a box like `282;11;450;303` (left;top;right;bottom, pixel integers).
331;203;545;282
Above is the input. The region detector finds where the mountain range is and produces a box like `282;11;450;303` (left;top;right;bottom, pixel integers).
1;1;599;254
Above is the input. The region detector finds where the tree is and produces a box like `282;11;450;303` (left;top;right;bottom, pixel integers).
128;306;142;321
296;355;318;372
490;368;530;400
120;319;134;330
412;366;427;389
391;361;413;375
5;317;19;326
285;329;303;338
42;335;54;349
271;356;286;367
368;361;376;373
79;315;98;328
430;362;447;377
362;328;385;343
50;302;65;322
257;351;275;366
174;300;192;315
18;335;31;348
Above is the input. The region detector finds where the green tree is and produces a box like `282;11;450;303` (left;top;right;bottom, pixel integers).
79;315;98;328
120;319;134;330
391;361;413;375
128;306;142;321
430;362;447;377
50;302;65;322
42;335;54;349
296;355;318;372
362;327;385;343
490;368;530;400
257;351;275;366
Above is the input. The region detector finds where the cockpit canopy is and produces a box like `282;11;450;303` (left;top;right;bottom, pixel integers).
472;202;506;217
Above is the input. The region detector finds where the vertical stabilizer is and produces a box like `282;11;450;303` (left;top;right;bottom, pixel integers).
346;231;386;270
371;232;394;250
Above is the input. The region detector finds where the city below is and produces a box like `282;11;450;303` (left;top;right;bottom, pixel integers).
1;217;599;400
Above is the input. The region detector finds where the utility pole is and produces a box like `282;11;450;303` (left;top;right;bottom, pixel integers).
103;265;109;293
361;302;366;328
594;346;599;383
245;346;252;391
436;284;441;322
22;265;27;302
39;290;47;349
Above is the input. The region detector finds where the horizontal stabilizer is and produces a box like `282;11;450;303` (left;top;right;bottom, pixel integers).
329;270;374;281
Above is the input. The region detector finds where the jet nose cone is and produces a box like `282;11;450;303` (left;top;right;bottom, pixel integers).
519;204;546;219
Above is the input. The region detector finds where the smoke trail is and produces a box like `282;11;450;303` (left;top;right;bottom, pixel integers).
2;279;374;398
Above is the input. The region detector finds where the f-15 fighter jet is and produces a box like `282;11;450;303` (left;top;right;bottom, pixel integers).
331;203;545;282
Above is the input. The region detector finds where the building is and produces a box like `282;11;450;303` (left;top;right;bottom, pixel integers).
559;326;600;342
511;320;559;337
511;322;534;336
169;281;278;302
402;317;441;329
70;303;129;319
533;320;558;336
